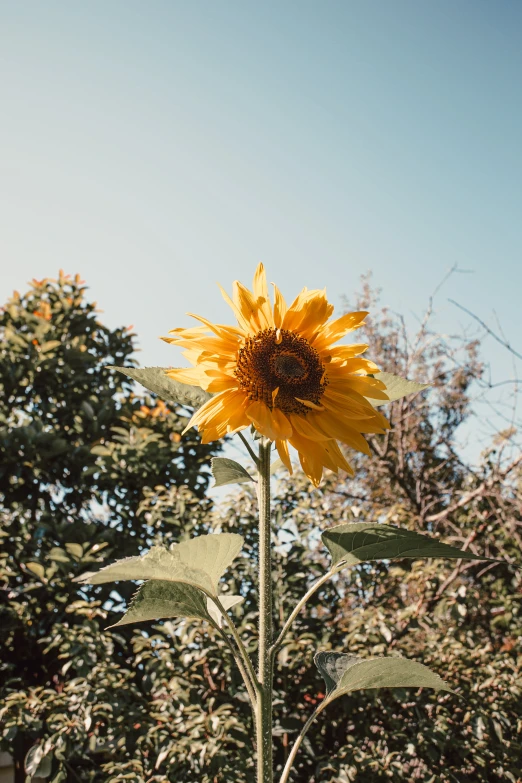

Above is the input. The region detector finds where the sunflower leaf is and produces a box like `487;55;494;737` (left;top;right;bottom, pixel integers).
322;522;502;568
206;595;244;627
212;457;254;487
315;652;454;703
74;533;243;597
109;366;212;409
366;372;430;407
110;580;211;627
270;458;284;475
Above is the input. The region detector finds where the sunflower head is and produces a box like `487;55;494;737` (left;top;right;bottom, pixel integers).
163;264;390;486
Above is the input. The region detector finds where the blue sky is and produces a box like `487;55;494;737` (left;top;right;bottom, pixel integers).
1;0;520;456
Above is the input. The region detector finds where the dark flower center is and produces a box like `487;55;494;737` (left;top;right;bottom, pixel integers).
235;328;327;415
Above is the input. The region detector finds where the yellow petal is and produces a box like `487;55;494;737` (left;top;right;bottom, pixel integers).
219;283;255;334
166;367;205;386
290;413;329;441
186;313;244;343
271;408;293;438
246;401;292;440
298;450;324;487
325;440;354;476
324;344;369;361
282;288;333;337
313;311;368;349
323;387;381;419
341;376;389;400
289;430;332;485
313;409;371;455
253;263;268;301
295;398;325;411
272;282;287;329
275;439;293;474
253;264;274;328
186;389;243;432
205;375;239;393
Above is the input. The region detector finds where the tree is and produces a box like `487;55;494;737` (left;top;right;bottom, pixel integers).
0;273;220;781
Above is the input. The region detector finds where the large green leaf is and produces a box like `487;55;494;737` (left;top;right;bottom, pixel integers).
109;583;244;629
366;372;430;407
75;532;243;597
109;366;212;409
212;457;254;487
322;522;499;569
315;652;453;703
110;581;211;627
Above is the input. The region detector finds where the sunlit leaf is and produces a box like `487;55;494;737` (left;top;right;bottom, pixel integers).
270;458;284;475
75;533;243;597
322;522;501;569
315;651;453;703
65;542;83;559
109;365;212;409
25;744;53;777
366;372;430;406
206;594;244;627
26;562;45;580
212;457;254;487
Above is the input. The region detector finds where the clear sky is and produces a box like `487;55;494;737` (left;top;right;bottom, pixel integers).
1;0;520;455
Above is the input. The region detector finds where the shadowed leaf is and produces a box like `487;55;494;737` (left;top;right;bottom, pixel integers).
315;652;453;703
110;581;210;627
212;457;254;487
322;522;501;568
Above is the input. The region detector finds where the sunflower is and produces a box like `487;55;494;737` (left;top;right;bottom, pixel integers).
163;264;390;486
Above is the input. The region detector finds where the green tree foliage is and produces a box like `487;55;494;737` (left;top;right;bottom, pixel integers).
0;273;221;781
1;274;520;782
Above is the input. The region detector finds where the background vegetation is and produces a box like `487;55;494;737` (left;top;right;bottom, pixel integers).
1;274;520;782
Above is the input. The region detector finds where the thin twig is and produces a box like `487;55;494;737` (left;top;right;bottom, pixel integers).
449;299;522;360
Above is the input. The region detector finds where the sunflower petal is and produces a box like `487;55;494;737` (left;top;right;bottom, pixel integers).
246;401;292;440
313;311;368;349
276;439;293;474
271;283;287;329
219;284;254;334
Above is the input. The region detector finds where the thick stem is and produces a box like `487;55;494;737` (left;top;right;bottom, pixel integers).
256;438;273;783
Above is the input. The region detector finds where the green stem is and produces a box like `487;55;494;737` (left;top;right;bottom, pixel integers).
238;430;261;468
270;569;336;660
212;596;260;702
278;701;327;783
211;619;258;712
256;438;273;783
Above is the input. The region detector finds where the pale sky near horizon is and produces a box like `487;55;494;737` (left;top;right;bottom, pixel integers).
1;0;521;459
